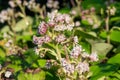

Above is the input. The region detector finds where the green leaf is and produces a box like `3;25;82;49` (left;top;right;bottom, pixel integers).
0;48;5;64
24;49;39;64
0;48;5;58
110;17;120;22
114;46;120;53
99;30;107;39
45;71;59;80
80;41;91;53
92;43;113;59
43;43;57;59
43;43;56;50
100;30;120;43
87;32;97;37
90;63;119;80
17;70;45;80
33;71;45;80
74;28;97;39
110;30;120;43
0;34;3;40
111;26;120;31
64;30;73;37
109;70;120;79
37;59;46;68
0;25;10;33
108;53;120;64
81;20;90;25
59;8;70;13
32;59;46;68
81;0;105;11
7;64;22;72
16;35;32;42
13;16;33;32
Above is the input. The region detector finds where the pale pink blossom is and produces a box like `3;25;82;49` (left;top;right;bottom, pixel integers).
75;21;80;26
16;0;22;5
34;47;39;55
76;62;89;74
44;35;51;43
38;21;48;35
73;36;78;44
55;34;66;43
70;45;83;58
61;58;75;75
70;10;77;15
89;52;98;62
81;52;90;58
33;36;44;45
9;1;16;8
47;10;74;31
48;20;56;27
46;0;59;9
5;39;13;47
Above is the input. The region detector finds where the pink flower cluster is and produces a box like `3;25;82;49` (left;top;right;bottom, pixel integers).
47;10;74;31
61;58;89;75
33;35;51;45
37;10;74;35
76;62;89;74
61;58;74;75
70;45;83;58
60;43;98;78
0;8;13;23
55;34;66;43
38;21;48;35
70;45;98;62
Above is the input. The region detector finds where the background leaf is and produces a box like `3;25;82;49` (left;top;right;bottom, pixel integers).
13;16;33;32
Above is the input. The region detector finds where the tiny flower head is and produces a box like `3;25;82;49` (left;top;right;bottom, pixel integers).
89;52;98;62
55;34;66;43
9;0;16;8
73;36;78;44
33;36;44;45
76;62;89;74
38;21;48;35
44;35;51;43
5;71;12;78
70;45;83;58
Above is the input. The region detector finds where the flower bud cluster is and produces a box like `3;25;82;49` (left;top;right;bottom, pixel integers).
38;21;48;35
36;10;74;35
47;10;74;31
107;6;116;16
70;45;82;58
61;58;74;75
55;34;66;43
81;7;101;29
8;0;22;8
33;11;74;56
60;44;98;79
24;0;40;12
2;33;24;56
46;0;59;9
0;8;14;23
33;11;99;80
33;35;51;46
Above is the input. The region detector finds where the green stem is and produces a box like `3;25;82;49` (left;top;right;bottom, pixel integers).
39;47;58;60
105;13;110;43
64;46;69;61
76;0;82;15
56;44;61;61
16;1;29;26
